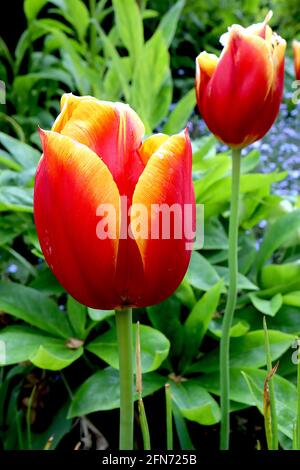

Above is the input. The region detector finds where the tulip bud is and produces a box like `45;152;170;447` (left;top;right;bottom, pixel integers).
195;12;286;148
34;94;195;309
293;40;300;80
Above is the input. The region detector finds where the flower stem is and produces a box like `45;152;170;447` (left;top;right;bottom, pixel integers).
165;384;173;450
220;147;241;450
115;307;134;450
297;338;300;449
263;316;278;450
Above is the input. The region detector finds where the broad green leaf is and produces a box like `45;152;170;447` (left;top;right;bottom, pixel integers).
198;367;297;439
186;251;222;292
208;317;250;338
147;297;183;357
215;266;258;291
191;330;295;373
113;0;143;63
68;368;165;417
86;324;170;373
238;304;300;336
156;0;185;48
170;378;220;425
260;262;300;291
0;325;70;365
163;88;195;135
67;296;87;339
174;278;196;309
30;343;83;370
29;268;65;296
242;371;296;440
283;291;300;307
181;280;223;367
249;293;283;317
203;217;228;250
255;210;300;273
0;281;73;339
87;308;114;322
0;132;40;169
241;150;260;174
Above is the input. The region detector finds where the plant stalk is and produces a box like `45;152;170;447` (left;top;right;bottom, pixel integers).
220;147;241;450
115;307;134;450
89;0;97;64
297;338;300;449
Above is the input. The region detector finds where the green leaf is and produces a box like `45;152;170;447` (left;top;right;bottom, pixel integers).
147;297;183;357
30;343;83;370
255;210;300;273
173;402;195;450
214;266;258;291
112;0;143;63
181;280;223;367
24;0;48;21
87;308;114;322
198;367;297;439
163;88;195;135
50;0;89;40
0;281;73;339
67;296;87;339
174;278;196;309
0;186;33;213
0;132;40;169
68;368;165;417
191;330;295;373
242;371;296;440
283;291;300;307
29;268;65;296
86;324;170;373
260;262;300;291
208;317;250;338
186;251;221;291
0;325;72;366
249;293;283;317
203;217;228;250
170;378;220;425
156;0;185;48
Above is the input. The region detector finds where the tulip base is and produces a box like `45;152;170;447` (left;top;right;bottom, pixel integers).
115;307;134;450
220;148;241;450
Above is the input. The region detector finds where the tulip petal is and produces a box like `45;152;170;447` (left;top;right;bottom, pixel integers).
34;130;121;309
293;40;300;80
52;94;145;198
138;133;169;165
131;130;195;307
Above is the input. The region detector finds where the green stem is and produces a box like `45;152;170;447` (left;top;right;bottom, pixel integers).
115;308;134;450
263;317;278;450
297;338;300;449
165;384;173;450
220;147;241;450
89;0;97;64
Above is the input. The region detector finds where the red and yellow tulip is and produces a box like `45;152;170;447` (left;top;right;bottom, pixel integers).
34;94;195;310
195;13;286;148
293;40;300;80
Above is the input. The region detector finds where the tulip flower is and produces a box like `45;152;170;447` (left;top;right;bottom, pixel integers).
194;12;286;451
195;12;286;148
293;40;300;80
34;94;195;310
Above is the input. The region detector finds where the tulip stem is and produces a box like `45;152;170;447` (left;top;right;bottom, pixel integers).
115;307;134;450
220;147;241;450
